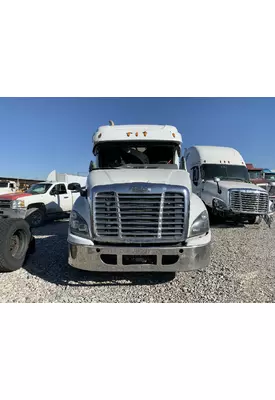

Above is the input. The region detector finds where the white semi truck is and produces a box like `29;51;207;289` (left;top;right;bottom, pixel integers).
184;146;273;225
67;123;211;273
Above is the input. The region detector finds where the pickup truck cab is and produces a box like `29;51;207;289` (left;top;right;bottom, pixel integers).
0;181;84;227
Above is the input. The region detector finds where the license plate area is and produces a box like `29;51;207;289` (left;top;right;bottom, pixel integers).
122;255;157;265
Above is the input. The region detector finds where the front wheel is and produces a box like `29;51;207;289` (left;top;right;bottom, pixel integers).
26;208;45;228
0;218;32;272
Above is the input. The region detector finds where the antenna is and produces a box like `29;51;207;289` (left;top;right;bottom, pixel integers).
109;120;115;126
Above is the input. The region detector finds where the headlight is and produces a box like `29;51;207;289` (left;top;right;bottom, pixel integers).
11;199;25;209
213;198;227;210
69;210;89;238
190;210;209;237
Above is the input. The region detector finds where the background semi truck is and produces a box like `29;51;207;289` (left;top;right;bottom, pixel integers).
184;146;273;225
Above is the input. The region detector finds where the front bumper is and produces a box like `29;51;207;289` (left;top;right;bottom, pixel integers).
68;232;211;272
0;208;27;219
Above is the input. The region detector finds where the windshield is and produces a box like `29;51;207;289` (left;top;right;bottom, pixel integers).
248;171;263;179
95;141;179;169
202;164;249;182
26;183;52;194
0;182;8;188
265;173;275;181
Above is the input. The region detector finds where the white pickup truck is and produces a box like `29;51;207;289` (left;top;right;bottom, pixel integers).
0;175;86;227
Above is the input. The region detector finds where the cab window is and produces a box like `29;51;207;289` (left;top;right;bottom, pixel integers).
50;184;67;195
57;184;67;194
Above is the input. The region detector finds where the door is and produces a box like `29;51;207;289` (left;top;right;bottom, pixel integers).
191;166;201;196
48;184;72;214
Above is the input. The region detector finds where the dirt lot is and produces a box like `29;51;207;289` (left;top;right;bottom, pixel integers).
0;220;274;302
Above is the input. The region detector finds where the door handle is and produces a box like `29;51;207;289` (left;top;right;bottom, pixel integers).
64;196;69;199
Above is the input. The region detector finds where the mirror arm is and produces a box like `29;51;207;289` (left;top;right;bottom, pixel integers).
80;187;87;198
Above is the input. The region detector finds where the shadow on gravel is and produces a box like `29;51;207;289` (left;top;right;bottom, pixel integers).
210;222;245;229
24;221;176;287
209;217;245;229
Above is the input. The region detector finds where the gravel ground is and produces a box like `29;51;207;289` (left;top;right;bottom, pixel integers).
0;219;274;302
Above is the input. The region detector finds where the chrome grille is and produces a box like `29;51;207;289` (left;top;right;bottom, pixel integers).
0;200;11;209
230;190;269;214
94;188;187;243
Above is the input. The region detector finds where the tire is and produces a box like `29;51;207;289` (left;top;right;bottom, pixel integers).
0;218;31;272
247;216;260;225
207;206;221;224
26;207;45;228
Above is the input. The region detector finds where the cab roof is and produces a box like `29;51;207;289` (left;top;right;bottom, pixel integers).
93;124;182;147
185;146;246;166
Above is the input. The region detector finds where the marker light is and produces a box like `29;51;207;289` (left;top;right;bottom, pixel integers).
127;132;131;137
135;132;138;137
172;133;176;138
98;133;102;138
143;131;147;136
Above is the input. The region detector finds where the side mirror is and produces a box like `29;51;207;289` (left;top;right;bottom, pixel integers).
213;177;222;194
89;160;96;172
68;182;81;192
50;189;57;196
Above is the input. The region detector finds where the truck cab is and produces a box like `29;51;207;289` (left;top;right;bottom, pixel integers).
0;181;17;195
184;146;271;224
68;123;211;272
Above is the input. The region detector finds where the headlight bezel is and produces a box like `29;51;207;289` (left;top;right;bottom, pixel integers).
190;210;210;237
69;210;90;239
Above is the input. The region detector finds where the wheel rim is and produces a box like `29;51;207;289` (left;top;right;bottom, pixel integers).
31;212;42;226
9;230;27;259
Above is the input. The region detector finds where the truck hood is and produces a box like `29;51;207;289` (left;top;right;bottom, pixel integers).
88;169;191;191
207;180;267;192
0;192;33;201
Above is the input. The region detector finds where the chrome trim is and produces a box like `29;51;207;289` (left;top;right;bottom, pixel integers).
91;183;190;244
228;188;269;215
68;240;210;272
